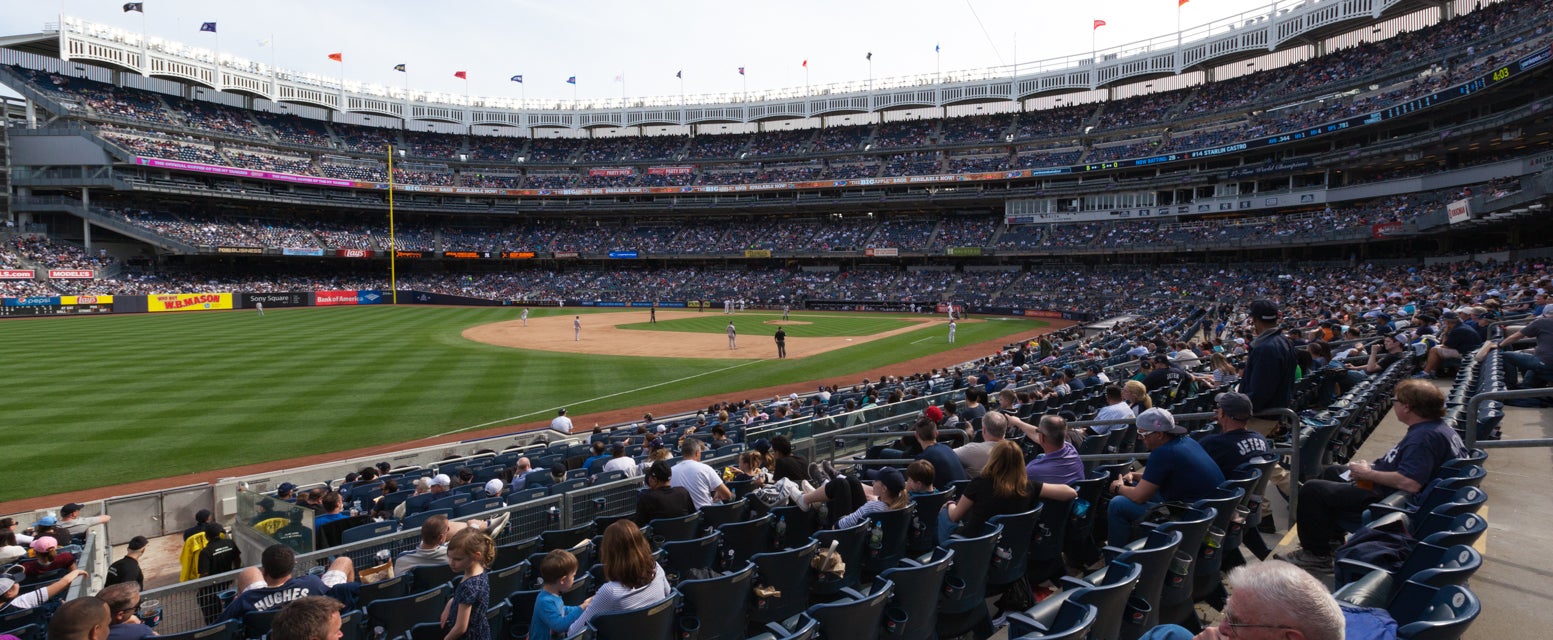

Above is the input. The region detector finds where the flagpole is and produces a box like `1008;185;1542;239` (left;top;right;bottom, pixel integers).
936;47;941;82
868;56;873;91
387;144;398;305
742;72;747;102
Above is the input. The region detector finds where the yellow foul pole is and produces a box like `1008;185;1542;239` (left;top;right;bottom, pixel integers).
387;145;398;304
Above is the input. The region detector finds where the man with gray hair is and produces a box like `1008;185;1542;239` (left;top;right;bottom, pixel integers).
1137;560;1343;640
670;438;732;508
954;410;1010;477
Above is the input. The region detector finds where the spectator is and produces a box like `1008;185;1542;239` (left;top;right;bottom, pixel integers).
1239;299;1297;433
1416;311;1482;379
22;536;76;577
1491;306;1553;389
1122;380;1153;416
633;461;695;526
183;509;213;540
1199;392;1273;478
392;514;498;575
913;418;968;490
670;439;732;509
566;521;673;636
275;483;298;503
270;596;344;640
104;536;149;589
57;503;111;540
47;595;111;640
1137;561;1343;640
1020;415;1086;485
768;435;808;485
312;492;348;527
954;409;1010;478
1091;385;1136;435
1279;380;1466;571
441;528;494;640
220;544;356;622
939;441;1077;541
529;550;586;640
0;564;87;611
601;444;639;478
97;583;154;640
1106;408;1225;547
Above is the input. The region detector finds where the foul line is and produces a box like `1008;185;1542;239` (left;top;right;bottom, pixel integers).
429;359;766;439
911;336;941;344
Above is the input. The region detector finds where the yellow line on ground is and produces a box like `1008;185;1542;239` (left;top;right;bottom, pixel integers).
1475;504;1488;555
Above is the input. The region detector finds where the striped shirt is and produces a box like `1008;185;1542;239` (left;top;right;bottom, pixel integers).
567;565;672;636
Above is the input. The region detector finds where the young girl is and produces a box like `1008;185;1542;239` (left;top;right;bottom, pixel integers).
442;528;493;640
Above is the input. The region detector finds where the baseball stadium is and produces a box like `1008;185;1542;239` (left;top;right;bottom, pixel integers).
0;1;1550;639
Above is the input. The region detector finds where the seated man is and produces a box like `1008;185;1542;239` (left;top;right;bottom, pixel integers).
1278;379;1466;571
633;461;695;526
1106;408;1225;547
1415;311;1482;379
270;596;344;640
1198;392;1272;478
1491;305;1553;389
394;514;472;575
913;418;967;491
97;583;155;640
220;544;356;622
47;595;111;640
1018;414;1085;485
1138;561;1343;640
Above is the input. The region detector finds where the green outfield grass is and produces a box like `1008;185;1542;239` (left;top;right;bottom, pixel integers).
617;312;922;336
3;306;1047;502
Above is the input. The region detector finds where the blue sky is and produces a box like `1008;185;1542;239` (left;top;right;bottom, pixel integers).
4;0;1275;102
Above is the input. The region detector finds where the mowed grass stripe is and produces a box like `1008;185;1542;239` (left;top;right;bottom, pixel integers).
617;312;921;337
2;307;1046;501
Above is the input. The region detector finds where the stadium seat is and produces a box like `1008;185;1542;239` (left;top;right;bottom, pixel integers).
1336;543;1482;609
1015;559;1140;640
549;479;591;496
746;614;820;640
494;537;541;571
506;487;548;505
0;624;39;640
541;523;596;551
860;504;914;578
157;620;238;640
717;514;776;569
676;561;755;640
1097;528;1182;637
810;522;870;598
400;509;452;531
341;520;398;545
1390;583;1481;640
367;585;451;640
905;490;952;556
749;540;820;626
661;531;721;582
985;504;1043;593
804;577;894;640
698;499;750;530
427;494;471;513
407;564;458;592
587;593;679;640
354;573;412;610
768;506;818;551
239;609;278;640
1005;600;1098;640
935;522;1003;640
877;548;953;640
486;560;530;600
647;512;703;543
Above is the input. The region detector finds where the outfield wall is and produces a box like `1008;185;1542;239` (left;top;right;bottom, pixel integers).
0;290;1090;320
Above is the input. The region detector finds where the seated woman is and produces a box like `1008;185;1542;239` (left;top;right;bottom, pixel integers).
938;441;1077;541
567;520;674;636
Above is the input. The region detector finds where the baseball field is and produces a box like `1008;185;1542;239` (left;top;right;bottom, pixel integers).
5;305;1055;504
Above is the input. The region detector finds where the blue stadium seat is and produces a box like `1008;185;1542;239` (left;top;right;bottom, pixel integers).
587;593;678;640
676;562;755;640
878;548;953;640
804;577;894;640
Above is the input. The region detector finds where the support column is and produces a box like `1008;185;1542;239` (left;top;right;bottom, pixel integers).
25;98;37;129
81;187;92;251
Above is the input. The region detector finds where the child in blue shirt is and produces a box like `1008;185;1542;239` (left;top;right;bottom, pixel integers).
528;549;586;640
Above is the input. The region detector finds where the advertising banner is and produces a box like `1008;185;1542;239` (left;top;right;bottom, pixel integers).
1371;222;1404;239
49;270;95;279
60;295;114;305
501;252;536;259
587;168;633;177
1447;199;1473;224
444;251;493;259
395;251;425;258
356;290;385;305
148;293;233;312
744;249;772;258
554;251;580;259
240;292;308;308
946;247;984;257
336;249;375;258
400;290;503;306
864;248;899;257
3;296;61;307
316;290;360;306
0;270;34;280
608;251;640;259
135;157;356;187
647;166;694;176
283;247;325;256
216;246;264;255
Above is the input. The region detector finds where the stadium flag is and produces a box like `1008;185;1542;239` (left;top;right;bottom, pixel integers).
510;74;523;82
802;59;808;67
1093;19;1106;29
328;52;343;62
866;52;872;61
614;73;623;82
675;70;682;79
1179;0;1189;5
566;76;576;84
394;63;406;72
738;66;745;75
200;21;216;32
935;43;940;53
123;2;143;12
454;70;467;79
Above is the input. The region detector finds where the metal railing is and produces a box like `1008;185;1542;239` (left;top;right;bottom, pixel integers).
1465;388;1553;449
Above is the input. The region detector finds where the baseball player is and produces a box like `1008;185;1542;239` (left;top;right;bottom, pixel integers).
727;322;737;350
948;320;957;343
521;307;529;326
574;316;581;341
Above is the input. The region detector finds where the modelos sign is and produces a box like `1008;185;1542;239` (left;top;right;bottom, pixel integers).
149;293;233;312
